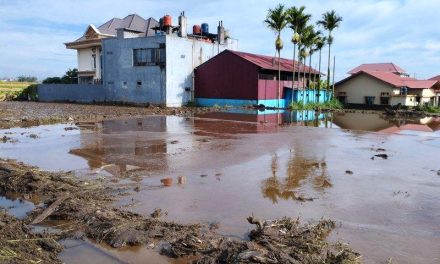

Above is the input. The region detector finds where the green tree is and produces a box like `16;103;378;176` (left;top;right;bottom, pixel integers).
317;10;343;96
42;68;78;84
287;6;311;102
265;4;288;108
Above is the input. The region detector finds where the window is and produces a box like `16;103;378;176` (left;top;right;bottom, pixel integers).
380;97;390;105
137;81;142;88
92;54;96;69
400;87;408;95
122;81;127;89
133;48;166;66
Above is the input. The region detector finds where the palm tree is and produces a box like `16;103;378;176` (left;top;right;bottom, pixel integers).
314;35;326;100
307;30;322;102
299;25;315;101
287;6;311;103
265;4;288;108
317;10;342;97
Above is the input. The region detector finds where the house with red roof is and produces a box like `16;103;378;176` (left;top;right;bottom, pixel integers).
195;50;324;108
335;63;440;107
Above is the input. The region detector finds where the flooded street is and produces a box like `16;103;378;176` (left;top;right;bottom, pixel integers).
1;110;440;263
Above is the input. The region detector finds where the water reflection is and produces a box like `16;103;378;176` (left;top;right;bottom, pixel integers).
262;151;331;204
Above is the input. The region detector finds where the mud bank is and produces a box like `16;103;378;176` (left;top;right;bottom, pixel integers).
0;102;225;129
0;159;360;263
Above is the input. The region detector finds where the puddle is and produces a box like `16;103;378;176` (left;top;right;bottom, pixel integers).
1;110;440;263
0;195;36;219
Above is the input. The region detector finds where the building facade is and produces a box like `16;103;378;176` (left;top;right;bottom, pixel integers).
195;50;323;108
65;15;159;84
40;13;238;106
335;64;440;107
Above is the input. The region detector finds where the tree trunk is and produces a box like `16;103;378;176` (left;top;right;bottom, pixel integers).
278;49;281;108
326;33;332;92
292;43;296;105
308;54;312;102
318;48;322;102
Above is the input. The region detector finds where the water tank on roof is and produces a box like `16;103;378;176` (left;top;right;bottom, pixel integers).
193;25;201;35
201;23;209;34
163;15;172;27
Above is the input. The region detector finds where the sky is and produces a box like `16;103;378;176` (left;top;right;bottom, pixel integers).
0;0;439;81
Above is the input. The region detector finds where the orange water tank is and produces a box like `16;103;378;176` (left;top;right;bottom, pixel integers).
163;15;172;27
193;25;201;34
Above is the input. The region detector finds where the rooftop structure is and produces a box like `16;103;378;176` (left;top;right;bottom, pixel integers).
348;63;408;77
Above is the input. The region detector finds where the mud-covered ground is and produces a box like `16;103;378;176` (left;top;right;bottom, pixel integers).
0;102;225;129
0;159;360;264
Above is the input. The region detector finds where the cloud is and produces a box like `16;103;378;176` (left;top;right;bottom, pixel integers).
0;0;439;80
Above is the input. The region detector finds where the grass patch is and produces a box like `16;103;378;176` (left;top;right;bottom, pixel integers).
414;104;440;113
0;82;37;101
290;98;343;110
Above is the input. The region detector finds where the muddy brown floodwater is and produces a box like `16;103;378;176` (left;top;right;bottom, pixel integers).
1;109;440;263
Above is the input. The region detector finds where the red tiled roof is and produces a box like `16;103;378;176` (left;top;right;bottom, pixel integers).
337;70;437;89
348;63;406;75
229;50;321;75
429;75;440;81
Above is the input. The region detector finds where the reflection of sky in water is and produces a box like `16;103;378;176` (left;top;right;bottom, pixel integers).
1;112;440;263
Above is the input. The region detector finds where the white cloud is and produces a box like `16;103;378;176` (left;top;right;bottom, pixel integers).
0;0;439;80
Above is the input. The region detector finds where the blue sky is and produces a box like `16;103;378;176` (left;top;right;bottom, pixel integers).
0;0;439;81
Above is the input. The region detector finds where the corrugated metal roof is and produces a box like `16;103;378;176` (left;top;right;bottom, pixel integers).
337;70;437;89
348;63;407;75
229;50;321;75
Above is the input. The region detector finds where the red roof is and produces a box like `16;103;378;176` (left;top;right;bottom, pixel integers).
229;50;321;75
429;75;440;81
338;70;437;89
348;63;406;75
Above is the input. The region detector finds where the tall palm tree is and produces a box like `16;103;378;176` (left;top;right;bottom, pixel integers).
299;25;315;101
315;35;326;100
287;6;311;103
265;4;288;108
307;30;322;102
317;10;342;97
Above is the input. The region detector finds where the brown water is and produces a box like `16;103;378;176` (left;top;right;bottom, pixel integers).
1;110;440;263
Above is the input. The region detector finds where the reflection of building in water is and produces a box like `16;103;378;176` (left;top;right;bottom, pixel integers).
333;112;440;133
70;116;194;175
195;109;330;131
262;151;331;204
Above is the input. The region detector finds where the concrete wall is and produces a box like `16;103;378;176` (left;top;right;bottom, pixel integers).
165;36;238;107
78;47;101;81
335;74;397;105
102;36;166;105
38;84;105;103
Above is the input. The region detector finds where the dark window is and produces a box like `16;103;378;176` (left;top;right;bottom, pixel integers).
137;81;142;86
365;96;375;106
92;54;96;69
133;48;166;66
380;97;390;105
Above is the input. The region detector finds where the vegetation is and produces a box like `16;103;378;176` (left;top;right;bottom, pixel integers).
17;75;38;82
264;4;288;108
42;68;78;84
265;4;343;106
414;104;440;113
290;98;343;110
317;10;343;94
0;81;37;101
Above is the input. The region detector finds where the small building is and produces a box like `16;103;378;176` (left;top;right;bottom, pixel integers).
335;64;440;107
195;50;323;108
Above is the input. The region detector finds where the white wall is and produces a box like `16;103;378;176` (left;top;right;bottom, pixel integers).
77;47;101;80
165;36;238;107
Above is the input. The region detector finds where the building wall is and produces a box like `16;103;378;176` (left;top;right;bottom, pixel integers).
195;50;259;102
77;47;101;81
166;37;238;107
390;96;417;106
102;36;167;105
336;74;398;105
38;84;105;103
